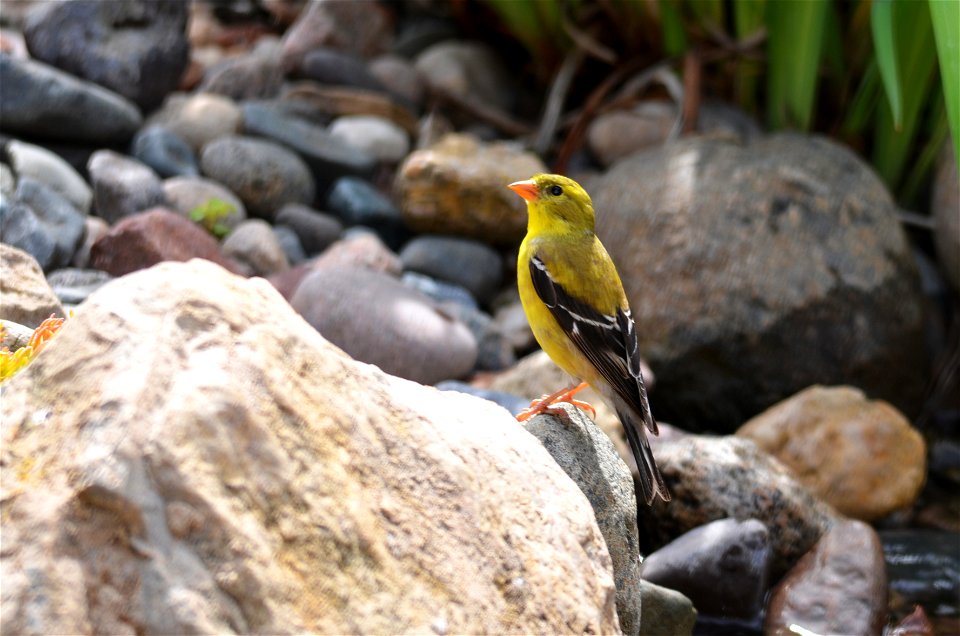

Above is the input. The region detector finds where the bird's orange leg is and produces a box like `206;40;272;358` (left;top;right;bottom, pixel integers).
516;382;596;421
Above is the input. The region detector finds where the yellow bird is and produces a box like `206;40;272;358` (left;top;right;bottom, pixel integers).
508;174;671;504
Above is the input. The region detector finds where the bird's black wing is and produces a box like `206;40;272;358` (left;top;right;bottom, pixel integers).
529;254;658;434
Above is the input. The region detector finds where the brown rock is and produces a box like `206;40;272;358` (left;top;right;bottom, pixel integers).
0;243;65;328
0;259;619;635
737;385;927;521
592;133;927;430
764;519;887;636
89;207;241;276
395;133;546;244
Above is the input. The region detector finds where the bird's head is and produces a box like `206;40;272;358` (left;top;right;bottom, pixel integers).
508;173;595;234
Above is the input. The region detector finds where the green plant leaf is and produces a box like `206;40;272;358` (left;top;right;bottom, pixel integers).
766;0;828;129
871;0;903;128
930;0;960;167
900;89;949;207
871;0;938;189
733;0;765;38
659;0;688;57
841;61;881;136
484;0;549;58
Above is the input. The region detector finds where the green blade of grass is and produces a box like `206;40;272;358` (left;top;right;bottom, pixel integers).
841;61;881;136
734;0;765;39
484;0;549;58
871;0;903;128
930;0;960;169
659;0;688;57
733;0;765;112
872;0;938;190
766;0;828;129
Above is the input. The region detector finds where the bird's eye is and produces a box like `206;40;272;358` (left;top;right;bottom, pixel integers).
548;185;563;196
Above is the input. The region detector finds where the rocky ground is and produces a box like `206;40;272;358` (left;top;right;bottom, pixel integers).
1;1;958;635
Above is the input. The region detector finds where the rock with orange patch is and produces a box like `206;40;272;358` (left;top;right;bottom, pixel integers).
737;385;926;521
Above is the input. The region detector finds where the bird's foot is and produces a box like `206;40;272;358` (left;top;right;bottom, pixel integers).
516;382;596;421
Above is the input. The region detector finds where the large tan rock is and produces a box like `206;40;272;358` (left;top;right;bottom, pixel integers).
0;259;620;635
394;133;546;244
737;385;926;521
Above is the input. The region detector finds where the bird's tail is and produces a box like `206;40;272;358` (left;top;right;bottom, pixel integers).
616;403;671;505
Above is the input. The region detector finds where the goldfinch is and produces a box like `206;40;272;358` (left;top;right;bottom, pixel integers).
508;174;671;504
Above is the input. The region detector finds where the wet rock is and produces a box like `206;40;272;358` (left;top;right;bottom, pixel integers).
297;48;386;93
395;133;545;243
881;529;960;630
638;580;696;636
765;519;887;636
162;175;247;232
4;178;85;270
738;385;927;521
272;225;306;265
89;207;239;276
640;435;837;579
200;135;315;219
46;268;113;306
402;272;477;310
326;176;406;246
592;134;928;430
280;0;393;71
931;141;958;290
131;126;199;178
147;92;242;151
241;100;376;193
274;202;343;255
5;139;92;213
23;0;189;111
523;407;642;636
0;259;620;635
87;150;167;224
290;266;477;384
329;115;410;163
400;235;503;305
640;518;771;620
0;55;141;144
414;41;514;112
0;199;56;271
222;219;290;277
0;243;65;327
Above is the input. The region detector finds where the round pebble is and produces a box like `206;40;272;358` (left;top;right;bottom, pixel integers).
200;135;315;219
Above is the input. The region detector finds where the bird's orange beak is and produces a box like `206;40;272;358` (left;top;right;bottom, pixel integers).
508;179;539;202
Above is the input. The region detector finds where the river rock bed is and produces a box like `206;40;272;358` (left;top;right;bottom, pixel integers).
1;1;957;634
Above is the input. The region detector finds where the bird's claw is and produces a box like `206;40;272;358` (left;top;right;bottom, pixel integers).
515;382;596;421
